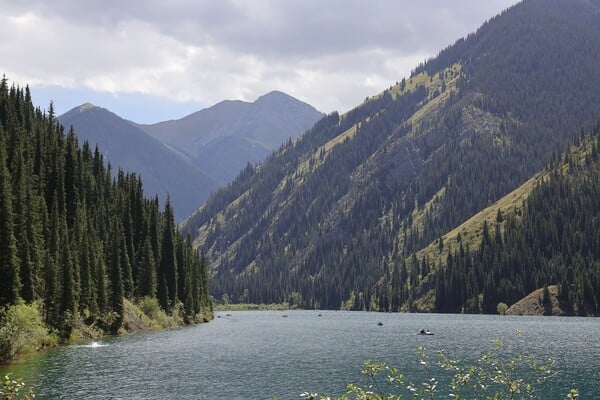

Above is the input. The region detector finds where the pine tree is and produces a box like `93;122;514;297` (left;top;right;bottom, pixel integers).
0;130;20;307
94;250;107;315
137;237;157;298
108;219;124;332
158;198;177;310
45;196;61;325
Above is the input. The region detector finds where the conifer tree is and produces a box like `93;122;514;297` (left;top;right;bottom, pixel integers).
158;198;177;310
77;206;92;312
137;237;157;298
59;239;76;338
0;131;20;307
45;196;61;325
94;250;107;315
108;220;124;332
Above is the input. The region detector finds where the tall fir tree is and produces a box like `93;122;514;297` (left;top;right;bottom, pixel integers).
108;219;124;333
0;130;20;307
158;198;177;311
136;237;157;298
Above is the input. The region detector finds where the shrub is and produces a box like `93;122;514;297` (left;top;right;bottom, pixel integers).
136;297;177;329
497;302;508;315
1;374;35;400
298;332;579;400
136;297;162;319
0;303;57;362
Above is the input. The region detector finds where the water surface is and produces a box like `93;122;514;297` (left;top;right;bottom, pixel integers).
3;311;599;399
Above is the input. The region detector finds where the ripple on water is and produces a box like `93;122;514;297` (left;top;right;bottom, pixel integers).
2;311;598;399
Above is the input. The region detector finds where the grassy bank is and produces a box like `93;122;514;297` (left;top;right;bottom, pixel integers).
0;299;213;364
213;302;299;311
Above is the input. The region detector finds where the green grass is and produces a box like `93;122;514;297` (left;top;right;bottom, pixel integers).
413;173;543;270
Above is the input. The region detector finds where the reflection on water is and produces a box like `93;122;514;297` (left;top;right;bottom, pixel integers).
72;341;108;349
2;312;599;399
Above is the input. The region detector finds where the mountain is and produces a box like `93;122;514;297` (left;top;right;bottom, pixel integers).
58;104;217;221
181;0;600;312
137;91;324;185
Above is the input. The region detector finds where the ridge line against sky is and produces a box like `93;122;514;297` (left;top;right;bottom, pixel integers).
1;0;519;124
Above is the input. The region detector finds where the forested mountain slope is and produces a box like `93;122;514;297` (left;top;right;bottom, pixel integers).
182;0;600;311
431;123;600;315
0;79;211;360
58;104;217;222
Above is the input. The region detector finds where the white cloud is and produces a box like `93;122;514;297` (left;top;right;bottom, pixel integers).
0;0;520;118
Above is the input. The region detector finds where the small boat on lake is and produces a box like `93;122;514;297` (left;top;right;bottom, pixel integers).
419;329;434;335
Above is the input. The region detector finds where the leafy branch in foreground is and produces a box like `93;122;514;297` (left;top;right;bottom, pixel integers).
1;374;35;400
296;333;578;400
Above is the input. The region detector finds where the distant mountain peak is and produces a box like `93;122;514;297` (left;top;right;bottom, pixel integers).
77;102;99;112
138;91;323;186
58;104;217;221
256;90;291;100
254;90;311;107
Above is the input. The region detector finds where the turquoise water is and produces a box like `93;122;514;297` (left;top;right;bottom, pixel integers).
2;311;599;399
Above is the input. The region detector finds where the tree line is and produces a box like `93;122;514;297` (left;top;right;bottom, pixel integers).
0;77;211;342
432;124;600;314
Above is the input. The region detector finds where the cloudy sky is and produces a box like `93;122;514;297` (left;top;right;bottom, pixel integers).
1;0;519;124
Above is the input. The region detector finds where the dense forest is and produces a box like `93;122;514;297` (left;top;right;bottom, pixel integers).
0;77;211;359
434;124;600;315
182;0;600;313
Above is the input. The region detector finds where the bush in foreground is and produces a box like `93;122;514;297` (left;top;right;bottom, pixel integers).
1;374;35;400
0;303;57;362
295;333;579;400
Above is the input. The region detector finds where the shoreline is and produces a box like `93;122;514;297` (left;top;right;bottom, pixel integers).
0;299;213;367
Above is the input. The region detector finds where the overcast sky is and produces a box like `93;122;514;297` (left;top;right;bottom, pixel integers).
1;0;520;123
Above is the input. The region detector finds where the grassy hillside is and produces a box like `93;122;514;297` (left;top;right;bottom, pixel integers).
428;128;600;314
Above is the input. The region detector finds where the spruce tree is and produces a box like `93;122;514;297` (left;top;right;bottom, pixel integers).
108;220;124;332
45;196;61;325
0;131;20;307
94;250;107;315
59;239;76;339
158;198;177;310
77;206;92;312
137;237;157;298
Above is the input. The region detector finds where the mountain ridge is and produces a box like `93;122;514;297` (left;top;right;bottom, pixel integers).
182;0;600;312
59;90;323;221
137;91;324;185
58;103;217;222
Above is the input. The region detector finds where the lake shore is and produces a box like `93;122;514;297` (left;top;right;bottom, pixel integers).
0;299;213;366
4;311;596;398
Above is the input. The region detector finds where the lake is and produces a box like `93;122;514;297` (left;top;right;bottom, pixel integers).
2;311;599;399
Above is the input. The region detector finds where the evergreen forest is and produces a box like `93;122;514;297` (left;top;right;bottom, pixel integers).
0;77;212;360
434;125;600;315
182;0;600;314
